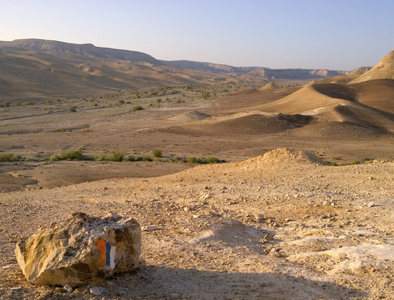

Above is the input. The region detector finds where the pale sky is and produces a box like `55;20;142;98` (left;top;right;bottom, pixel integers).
1;0;393;70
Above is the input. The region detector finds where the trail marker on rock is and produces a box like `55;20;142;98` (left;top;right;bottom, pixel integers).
15;212;141;287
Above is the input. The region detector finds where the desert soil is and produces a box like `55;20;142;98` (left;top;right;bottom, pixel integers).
1;149;394;299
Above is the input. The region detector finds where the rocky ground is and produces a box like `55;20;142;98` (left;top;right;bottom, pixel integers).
1;149;394;299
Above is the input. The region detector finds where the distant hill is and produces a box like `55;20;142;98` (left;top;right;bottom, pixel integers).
0;39;160;64
350;51;394;83
161;60;350;80
0;38;371;100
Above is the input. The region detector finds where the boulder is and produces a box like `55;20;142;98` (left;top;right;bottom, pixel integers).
15;212;141;287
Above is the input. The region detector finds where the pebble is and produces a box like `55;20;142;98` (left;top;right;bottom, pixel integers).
64;284;73;293
142;225;158;231
255;213;264;222
367;202;375;208
90;287;102;296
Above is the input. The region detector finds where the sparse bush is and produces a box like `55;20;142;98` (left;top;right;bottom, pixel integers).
152;149;162;158
118;100;125;105
132;105;144;111
126;155;136;162
69;106;77;112
94;154;107;161
204;157;220;164
108;151;124;162
59;150;83;160
187;157;200;164
49;154;60;161
352;161;360;165
0;153;18;162
172;156;185;163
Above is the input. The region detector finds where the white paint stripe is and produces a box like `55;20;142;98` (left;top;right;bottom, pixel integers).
110;246;116;269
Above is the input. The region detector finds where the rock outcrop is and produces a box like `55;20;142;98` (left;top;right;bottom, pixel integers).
15;212;141;287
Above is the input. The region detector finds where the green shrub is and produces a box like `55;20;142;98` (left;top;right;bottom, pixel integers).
204;157;220;164
126;155;136;162
132;105;144;111
49;154;60;161
172;156;185;163
152;149;162;158
351;161;360;165
0;153;16;162
187;157;201;164
108;151;124;162
94;154;107;161
69;106;77;112
59;150;83;160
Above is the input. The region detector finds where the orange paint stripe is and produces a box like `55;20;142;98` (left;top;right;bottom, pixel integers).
97;239;106;261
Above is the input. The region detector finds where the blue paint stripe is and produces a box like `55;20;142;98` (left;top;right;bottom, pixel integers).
105;243;111;267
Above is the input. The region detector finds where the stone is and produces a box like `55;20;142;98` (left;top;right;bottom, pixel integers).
15;212;141;287
64;284;73;293
89;286;102;296
255;213;264;222
141;225;158;231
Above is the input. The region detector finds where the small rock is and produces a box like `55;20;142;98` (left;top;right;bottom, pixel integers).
367;202;375;208
89;287;102;296
321;214;327;219
141;225;158;231
64;284;73;293
262;234;275;243
11;287;21;291
255;213;264;222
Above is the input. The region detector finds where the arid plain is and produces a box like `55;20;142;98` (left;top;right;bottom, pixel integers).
1;41;394;299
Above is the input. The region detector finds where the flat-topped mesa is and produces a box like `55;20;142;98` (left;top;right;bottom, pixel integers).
3;38;161;64
15;212;141;287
